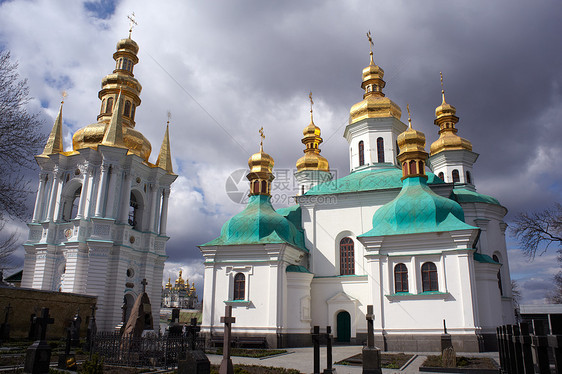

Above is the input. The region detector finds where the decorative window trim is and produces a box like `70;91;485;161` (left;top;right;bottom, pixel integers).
226;266;252;302
385;291;450;301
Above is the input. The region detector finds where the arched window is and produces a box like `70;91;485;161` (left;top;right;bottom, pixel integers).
377;137;385;163
261;180;267;194
394;263;408;293
422;262;438;292
100;99;106;114
234;273;245;300
252;181;259;195
438;172;444;181
124;100;131;117
409;160;417;175
452;169;460;183
418;161;424;174
340;237;355;275
131;104;136;120
466;171;472;184
402;163;407;175
62;185;82;222
358;141;365;166
106;97;114;114
493;255;503;296
129;191;143;230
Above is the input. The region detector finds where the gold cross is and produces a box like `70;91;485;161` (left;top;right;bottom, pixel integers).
309;91;314;113
127;12;138;38
167;111;172;125
440;71;446;102
440;71;444;89
259;127;265;150
407;104;412;128
366;30;374;55
61;90;68;104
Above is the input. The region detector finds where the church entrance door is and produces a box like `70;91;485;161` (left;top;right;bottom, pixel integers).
336;311;351;342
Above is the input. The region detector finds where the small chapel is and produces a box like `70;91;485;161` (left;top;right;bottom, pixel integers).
21;31;177;331
200;39;515;351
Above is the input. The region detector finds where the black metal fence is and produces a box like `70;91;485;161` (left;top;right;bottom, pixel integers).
92;332;204;369
497;315;561;373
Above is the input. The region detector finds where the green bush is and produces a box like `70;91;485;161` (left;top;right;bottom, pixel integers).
80;353;104;374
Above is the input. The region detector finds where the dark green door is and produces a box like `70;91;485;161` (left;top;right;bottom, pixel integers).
336;311;351;342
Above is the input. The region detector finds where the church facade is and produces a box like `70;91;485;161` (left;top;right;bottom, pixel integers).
162;270;199;309
21;34;176;331
200;46;514;351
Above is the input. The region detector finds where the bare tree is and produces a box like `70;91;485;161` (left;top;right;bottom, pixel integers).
0;51;45;269
511;203;562;258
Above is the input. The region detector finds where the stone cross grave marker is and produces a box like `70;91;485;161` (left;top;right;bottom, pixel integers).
141;278;148;292
323;326;335;374
362;305;381;374
187;317;201;350
24;308;55;374
219;305;235;374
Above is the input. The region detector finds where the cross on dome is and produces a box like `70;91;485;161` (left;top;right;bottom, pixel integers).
127;12;138;38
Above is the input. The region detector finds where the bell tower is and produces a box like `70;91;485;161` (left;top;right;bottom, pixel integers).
22;29;177;331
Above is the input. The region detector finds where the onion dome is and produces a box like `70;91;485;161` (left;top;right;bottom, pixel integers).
247;128;275;196
430;73;472;156
349;43;401;124
175;270;185;286
397;105;429;180
72;36;152;162
296;93;330;172
165;277;172;290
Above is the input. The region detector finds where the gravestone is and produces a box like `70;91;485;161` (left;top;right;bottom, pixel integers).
362;305;381;374
122;279;153;337
84;304;97;352
70;310;82;346
219;305;235;374
440;319;455;367
178;318;210;374
24;308;54;374
323;326;335;374
167;307;183;336
312;325;320;374
57;328;76;371
0;303;12;345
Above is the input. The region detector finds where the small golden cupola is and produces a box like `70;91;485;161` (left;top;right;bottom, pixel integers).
349;31;402;124
72;31;152;161
430;73;472;156
296;92;329;172
247;127;275;196
165;277;172;290
397;105;429;180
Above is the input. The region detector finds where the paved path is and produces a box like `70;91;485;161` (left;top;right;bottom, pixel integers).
207;346;500;374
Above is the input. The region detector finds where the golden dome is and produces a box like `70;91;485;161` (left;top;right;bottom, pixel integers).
397;105;429;179
165;277;172;290
72;36;152;162
349;52;402;124
296;94;330;172
247;128;275;196
429;75;472;156
175;270;185;285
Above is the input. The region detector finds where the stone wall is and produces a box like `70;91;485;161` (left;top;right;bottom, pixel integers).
0;287;97;340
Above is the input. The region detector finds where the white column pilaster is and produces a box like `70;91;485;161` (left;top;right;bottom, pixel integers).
159;188;170;235
83;165;97;218
32;173;48;222
46;168;61;222
94;163;110;217
148;184;158;232
104;166;120;219
119;171;132;224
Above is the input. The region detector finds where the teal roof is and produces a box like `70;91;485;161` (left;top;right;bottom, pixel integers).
474;252;499;264
452;188;501;206
286;265;312;273
360;176;478;237
305;167;444;196
201;195;307;252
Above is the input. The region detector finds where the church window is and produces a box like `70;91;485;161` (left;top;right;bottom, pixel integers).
402;162;407;176
233;273;245;300
101;99;106;113
394;263;408;293
452;169;460;183
418;161;424;174
339;237;355;275
252;181;259;195
422;262;438;292
493;255;503;296
62;185;82;222
124;100;131;117
106;97;114;113
358;141;365;166
128;191;143;230
409;160;417;175
438;172;444;181
131;104;136;120
261;180;267;194
377;137;384;163
466;171;472;184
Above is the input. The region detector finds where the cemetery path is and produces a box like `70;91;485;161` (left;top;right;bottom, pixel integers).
206;347;501;374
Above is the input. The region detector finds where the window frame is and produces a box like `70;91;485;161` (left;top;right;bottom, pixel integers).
421;262;439;292
394;263;409;293
358;141;365;166
339;237;355;275
233;273;245;300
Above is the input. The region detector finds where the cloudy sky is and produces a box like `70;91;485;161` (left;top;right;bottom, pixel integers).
0;0;560;305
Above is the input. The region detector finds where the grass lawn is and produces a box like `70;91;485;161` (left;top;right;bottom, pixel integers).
423;355;499;369
335;352;413;369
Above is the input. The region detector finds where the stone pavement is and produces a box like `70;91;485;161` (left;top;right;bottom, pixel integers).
206;346;501;374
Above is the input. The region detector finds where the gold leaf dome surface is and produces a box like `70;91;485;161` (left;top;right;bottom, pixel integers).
430;90;472;156
248;148;274;174
296;118;329;172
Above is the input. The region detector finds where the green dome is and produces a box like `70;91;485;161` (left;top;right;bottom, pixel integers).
305;167;444;196
202;195;307;252
452;187;501;206
360;176;477;237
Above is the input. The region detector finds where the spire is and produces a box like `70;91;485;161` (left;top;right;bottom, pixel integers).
397;105;428;180
101;89;126;147
296;92;329;172
430;72;472;156
156;114;174;173
247;127;275;196
41;93;66;156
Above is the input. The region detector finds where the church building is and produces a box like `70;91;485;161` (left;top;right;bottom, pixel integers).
200;42;514;351
21;32;177;331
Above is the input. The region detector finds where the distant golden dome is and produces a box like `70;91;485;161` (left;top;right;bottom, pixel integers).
430;84;472;156
296;108;329;172
165;277;172;290
349;52;402;124
397;106;429;180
